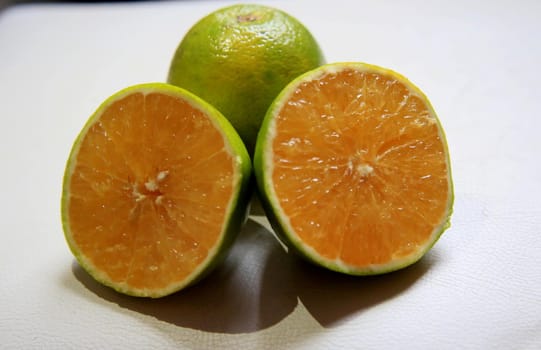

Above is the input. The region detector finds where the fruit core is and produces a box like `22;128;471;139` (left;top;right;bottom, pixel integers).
132;170;170;207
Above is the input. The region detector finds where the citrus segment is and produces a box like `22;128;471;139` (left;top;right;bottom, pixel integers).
62;83;251;297
167;4;325;154
255;63;453;274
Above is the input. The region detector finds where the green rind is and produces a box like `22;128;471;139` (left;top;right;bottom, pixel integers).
167;3;325;154
254;62;454;276
61;83;252;298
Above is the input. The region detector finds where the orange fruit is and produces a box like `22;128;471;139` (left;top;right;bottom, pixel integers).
254;63;453;274
167;4;325;154
61;83;251;297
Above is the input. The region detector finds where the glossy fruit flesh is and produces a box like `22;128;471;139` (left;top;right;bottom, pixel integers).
62;84;251;297
255;63;453;274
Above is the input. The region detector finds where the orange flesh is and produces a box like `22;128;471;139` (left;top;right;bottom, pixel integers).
67;92;235;291
271;69;450;266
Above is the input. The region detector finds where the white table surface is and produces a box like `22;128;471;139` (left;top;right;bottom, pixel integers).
1;0;540;349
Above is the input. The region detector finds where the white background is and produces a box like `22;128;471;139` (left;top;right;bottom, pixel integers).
1;0;540;348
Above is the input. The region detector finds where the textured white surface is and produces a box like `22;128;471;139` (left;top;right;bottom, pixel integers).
1;0;540;349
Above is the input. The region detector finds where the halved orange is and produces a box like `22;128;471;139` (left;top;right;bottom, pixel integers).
61;83;251;297
254;63;453;274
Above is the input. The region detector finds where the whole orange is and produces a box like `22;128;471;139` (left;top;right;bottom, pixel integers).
167;4;325;153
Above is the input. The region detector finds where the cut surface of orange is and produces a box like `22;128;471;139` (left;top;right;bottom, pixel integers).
254;63;453;274
62;83;251;297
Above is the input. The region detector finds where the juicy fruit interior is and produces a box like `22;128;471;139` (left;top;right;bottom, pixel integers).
66;91;236;293
270;68;451;268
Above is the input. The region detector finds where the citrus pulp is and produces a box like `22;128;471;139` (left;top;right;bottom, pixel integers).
61;83;251;297
254;62;454;275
